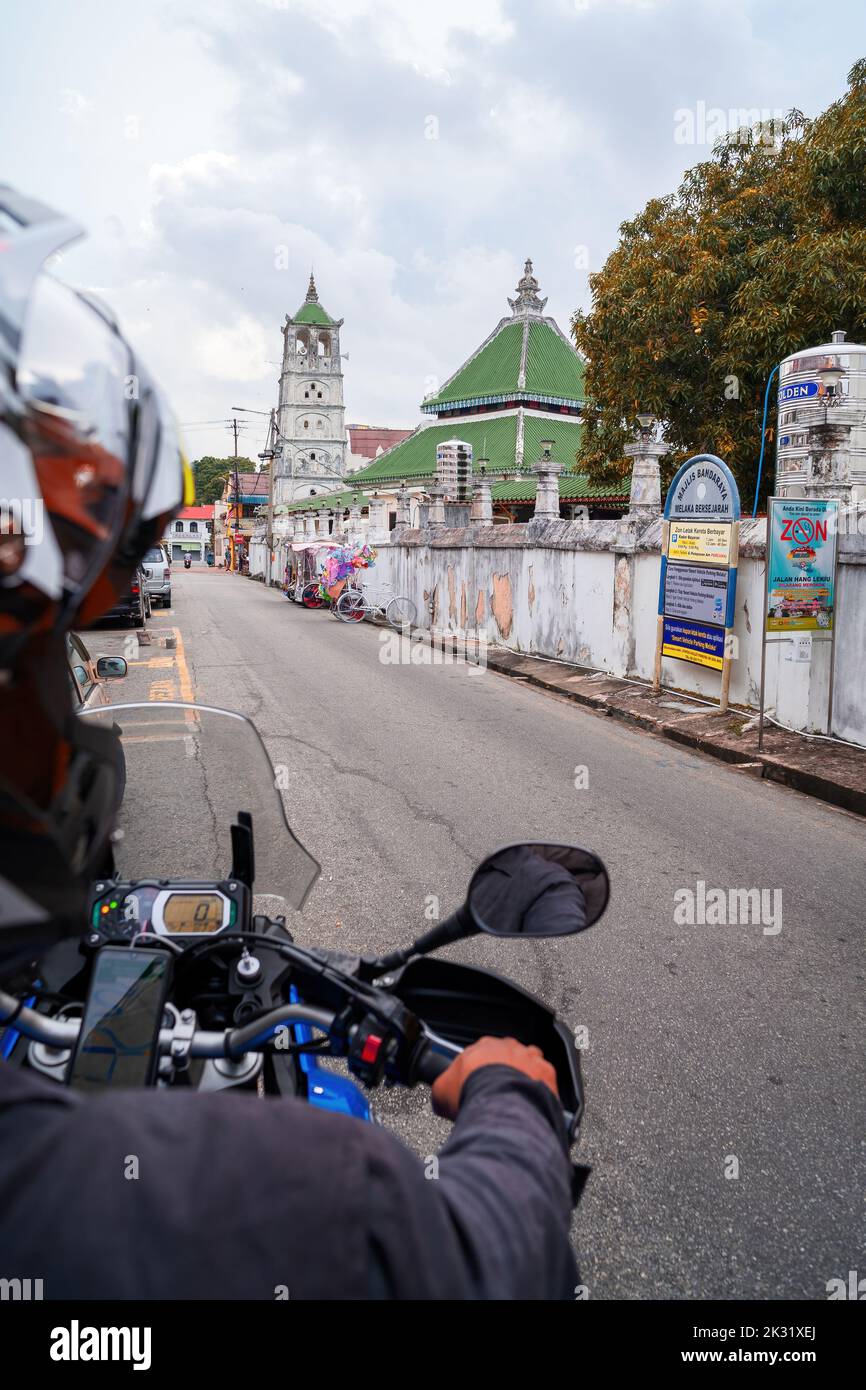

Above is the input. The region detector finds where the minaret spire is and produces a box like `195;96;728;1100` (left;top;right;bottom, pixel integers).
508;258;547;316
306;269;319;303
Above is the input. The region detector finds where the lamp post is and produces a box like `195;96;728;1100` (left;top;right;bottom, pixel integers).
818;360;844;415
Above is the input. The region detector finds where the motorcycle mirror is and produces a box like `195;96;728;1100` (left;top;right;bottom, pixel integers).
368;841;609;977
466;842;609;938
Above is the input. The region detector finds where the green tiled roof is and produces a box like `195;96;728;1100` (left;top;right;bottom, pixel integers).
425;322;524;409
293;300;336;326
278;488;370;514
348;413;586;485
521;413;582;469
422;318;585;412
491;475;629;503
524;321;585;399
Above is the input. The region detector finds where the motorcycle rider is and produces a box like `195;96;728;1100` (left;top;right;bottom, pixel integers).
0;188;584;1299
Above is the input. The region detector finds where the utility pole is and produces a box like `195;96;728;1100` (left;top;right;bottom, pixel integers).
265;408;276;586
231;417;240;572
233;405;278;584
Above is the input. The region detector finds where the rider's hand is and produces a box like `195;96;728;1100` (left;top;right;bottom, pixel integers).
431;1035;559;1120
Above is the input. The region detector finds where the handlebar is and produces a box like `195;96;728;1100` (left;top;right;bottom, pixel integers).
411;1041;454;1086
0;992;340;1060
0;992;459;1079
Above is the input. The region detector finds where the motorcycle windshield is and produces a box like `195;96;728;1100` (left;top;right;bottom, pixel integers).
78;701;320;913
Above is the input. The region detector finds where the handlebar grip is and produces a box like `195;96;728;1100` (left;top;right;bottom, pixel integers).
413;1042;455;1086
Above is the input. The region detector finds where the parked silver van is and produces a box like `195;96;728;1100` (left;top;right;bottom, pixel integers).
141;544;171;608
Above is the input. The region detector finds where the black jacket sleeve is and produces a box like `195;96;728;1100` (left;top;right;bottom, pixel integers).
364;1065;579;1299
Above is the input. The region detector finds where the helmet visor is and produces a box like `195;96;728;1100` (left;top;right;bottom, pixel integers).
15;273;134;603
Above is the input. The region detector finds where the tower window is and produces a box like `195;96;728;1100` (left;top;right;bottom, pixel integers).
304;420;309;429
311;453;316;460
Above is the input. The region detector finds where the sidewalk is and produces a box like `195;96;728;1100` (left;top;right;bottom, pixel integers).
476;645;866;818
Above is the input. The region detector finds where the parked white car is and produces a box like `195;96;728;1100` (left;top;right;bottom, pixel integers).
141;544;172;608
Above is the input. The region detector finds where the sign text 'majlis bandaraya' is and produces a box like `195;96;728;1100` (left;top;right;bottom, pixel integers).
670;463;734;518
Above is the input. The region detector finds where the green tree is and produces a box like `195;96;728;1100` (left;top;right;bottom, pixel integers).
572;59;866;510
191;456;256;505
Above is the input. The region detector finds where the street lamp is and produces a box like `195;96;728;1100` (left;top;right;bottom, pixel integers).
636;412;656;437
818;360;844;405
539;439;555;462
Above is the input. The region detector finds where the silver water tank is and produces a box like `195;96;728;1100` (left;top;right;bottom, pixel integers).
775;330;866;503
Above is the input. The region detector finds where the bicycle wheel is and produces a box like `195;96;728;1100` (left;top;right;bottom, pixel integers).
386;595;416;630
301;583;323;609
336;588;366;622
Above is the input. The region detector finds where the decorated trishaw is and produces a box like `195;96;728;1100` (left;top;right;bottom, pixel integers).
284;540;377;609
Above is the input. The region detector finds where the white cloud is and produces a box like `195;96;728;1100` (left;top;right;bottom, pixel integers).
3;0;860;461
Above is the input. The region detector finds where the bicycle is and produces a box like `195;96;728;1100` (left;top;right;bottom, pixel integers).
335;582;416;629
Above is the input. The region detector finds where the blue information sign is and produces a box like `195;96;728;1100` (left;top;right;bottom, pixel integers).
662;617;726;671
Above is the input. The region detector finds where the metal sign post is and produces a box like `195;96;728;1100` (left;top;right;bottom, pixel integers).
757;498;839;750
653;454;741;711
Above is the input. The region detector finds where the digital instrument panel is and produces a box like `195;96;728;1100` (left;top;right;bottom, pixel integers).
90;882;244;941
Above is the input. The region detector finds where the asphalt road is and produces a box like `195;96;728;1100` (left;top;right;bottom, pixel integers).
94;566;866;1300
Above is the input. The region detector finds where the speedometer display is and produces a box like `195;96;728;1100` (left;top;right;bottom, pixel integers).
162;893;224;934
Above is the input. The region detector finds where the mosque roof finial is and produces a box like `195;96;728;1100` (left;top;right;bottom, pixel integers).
508;258;547;316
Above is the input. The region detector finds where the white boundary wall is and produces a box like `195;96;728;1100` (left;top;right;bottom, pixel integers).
368;517;865;745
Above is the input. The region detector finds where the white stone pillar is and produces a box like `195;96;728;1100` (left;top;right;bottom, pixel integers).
624;436;667;518
348;493;363;542
367;493;389;543
471;474;493;524
396;482;411;526
428;480;446;526
531;460;563;520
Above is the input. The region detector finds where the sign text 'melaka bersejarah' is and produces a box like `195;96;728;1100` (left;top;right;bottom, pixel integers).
668;459;738;522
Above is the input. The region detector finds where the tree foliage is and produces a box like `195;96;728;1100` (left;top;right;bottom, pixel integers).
192;456;256;505
572;60;866;509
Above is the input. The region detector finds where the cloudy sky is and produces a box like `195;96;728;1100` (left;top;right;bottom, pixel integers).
1;0;861;460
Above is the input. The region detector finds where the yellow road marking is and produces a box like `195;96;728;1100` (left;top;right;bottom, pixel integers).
171;627;195;703
122;733;193;745
144;627;194;706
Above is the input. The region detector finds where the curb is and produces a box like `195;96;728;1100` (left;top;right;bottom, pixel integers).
309;608;866;821
480;649;866;819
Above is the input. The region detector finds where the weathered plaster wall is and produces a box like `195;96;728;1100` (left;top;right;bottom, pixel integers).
372;517;864;744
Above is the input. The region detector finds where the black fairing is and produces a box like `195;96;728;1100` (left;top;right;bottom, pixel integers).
388;955;584;1134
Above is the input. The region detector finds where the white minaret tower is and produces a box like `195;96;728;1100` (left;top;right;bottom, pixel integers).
275;272;346;504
